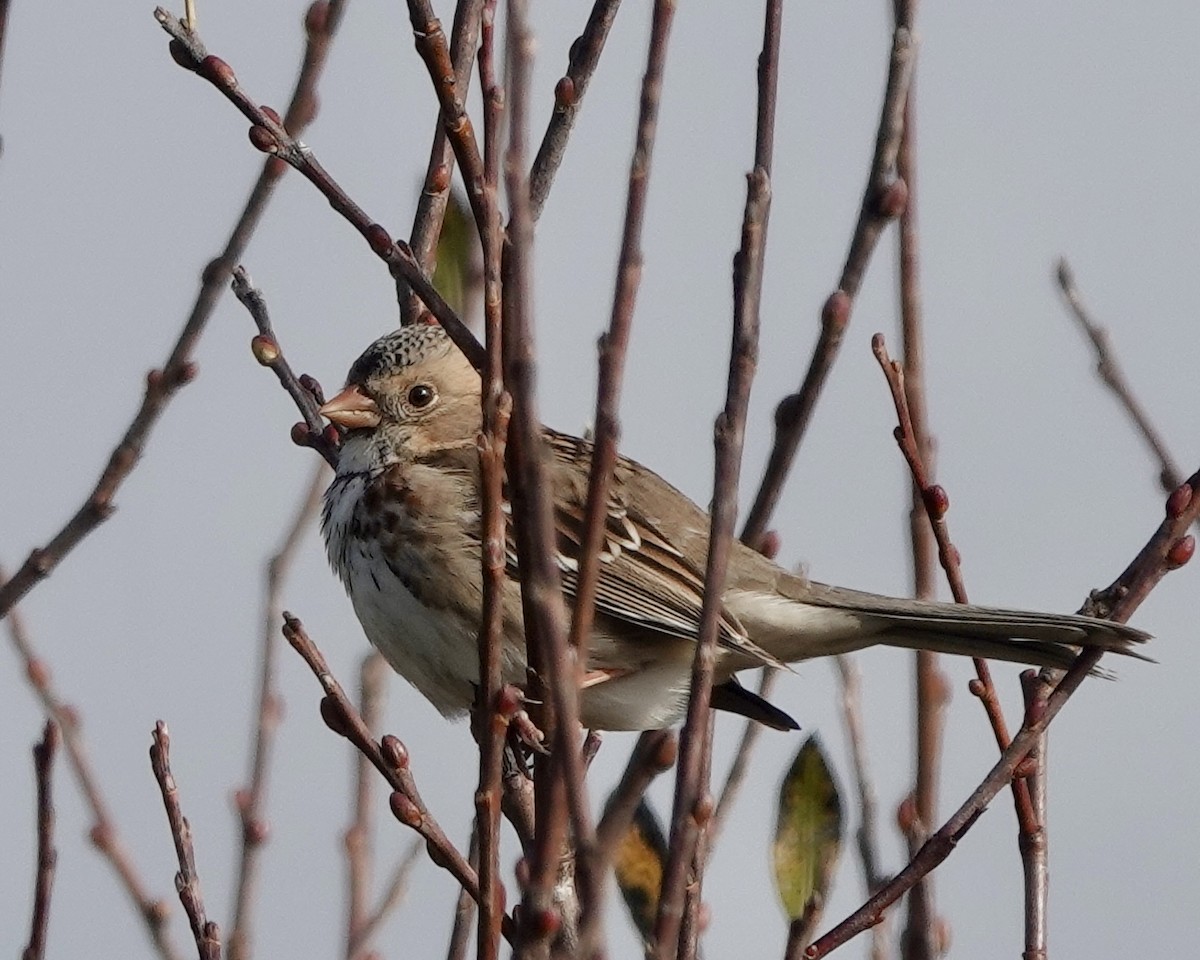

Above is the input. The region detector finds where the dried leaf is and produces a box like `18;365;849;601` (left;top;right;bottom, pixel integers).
772;734;843;922
612;798;668;944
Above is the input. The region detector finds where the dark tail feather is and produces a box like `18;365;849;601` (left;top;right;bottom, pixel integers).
712;678;800;731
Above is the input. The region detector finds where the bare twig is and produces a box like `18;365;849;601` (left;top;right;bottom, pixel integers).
234;268;339;467
153;8;485;372
0;0;347;622
228;460;328;960
1019;671;1050;960
805;471;1198;957
346;652;390;959
1055;257;1183;494
472;6;510;959
0;0;11;156
280;614;514;942
709;667;776;848
3;577;182;960
446;830;481;960
404;0;485;321
499;3;587;955
150;722;222;960
23;721;59;960
528;0;623;221
741;25;917;549
348;839;423;960
595;731;678;858
833;656;885;893
570;0;675;949
655;128;771;960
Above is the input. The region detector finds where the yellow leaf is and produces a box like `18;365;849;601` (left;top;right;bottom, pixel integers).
772;734;843;922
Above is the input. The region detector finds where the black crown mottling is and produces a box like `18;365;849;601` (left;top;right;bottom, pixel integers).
346;324;451;385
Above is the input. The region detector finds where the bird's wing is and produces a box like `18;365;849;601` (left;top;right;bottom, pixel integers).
538;430;783;668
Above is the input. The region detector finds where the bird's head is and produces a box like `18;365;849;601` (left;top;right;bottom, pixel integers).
320;324;482;466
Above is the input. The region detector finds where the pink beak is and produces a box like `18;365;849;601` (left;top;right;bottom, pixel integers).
319;385;382;429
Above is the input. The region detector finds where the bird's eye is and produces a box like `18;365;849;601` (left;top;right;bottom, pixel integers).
407;383;437;409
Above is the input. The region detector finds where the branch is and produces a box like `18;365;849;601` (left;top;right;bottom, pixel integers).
3;577;182;960
280;614;514;943
153;8;485;371
571;0;675;948
655;147;771;960
23;721;59;960
1055;257;1183;494
0;0;347;621
805;469;1198;957
348;838;423;960
741;25;916;549
234;268;340;467
528;0;623;221
345;652;390;958
150;723;222;960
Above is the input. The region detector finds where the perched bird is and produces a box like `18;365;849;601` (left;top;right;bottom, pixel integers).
320;324;1149;732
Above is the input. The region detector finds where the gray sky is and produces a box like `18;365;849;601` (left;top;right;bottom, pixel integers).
2;2;1198;958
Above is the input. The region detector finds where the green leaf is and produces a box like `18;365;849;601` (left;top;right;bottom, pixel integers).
611;798;668;944
432;190;482;321
772;734;844;922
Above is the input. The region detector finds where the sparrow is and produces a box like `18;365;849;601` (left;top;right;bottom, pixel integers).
319;324;1149;732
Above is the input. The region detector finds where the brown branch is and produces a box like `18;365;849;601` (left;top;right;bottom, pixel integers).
3;577;182;960
741;25;916;549
0;0;11;157
1055;257;1183;494
153;8;485;372
709;666;775;848
655;155;771;960
872;335;1037;831
500;2;585;954
594;731;678;857
472;7;509;958
348;838;423;960
833;656;885;894
403;0;484;322
280;613;515;943
405;0;489;248
528;0;623;221
1019;671;1050;960
233;268;340;467
0;0;346;622
569;0;675;950
346;652;390;959
228;460;329;960
23;721;59;960
805;470;1198;958
447;829;481;960
150;723;222;960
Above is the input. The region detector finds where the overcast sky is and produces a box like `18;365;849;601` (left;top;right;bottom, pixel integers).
2;2;1198;959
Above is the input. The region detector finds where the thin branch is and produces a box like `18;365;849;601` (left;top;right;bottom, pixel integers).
446;829;481;960
0;0;11;157
1019;671;1050;960
805;470;1199;958
150;722;222;960
280;613;515;943
834;656;885;893
708;667;775;848
404;0;485;321
528;0;623;221
471;7;509;960
0;0;347;621
153;8;484;371
1055;257;1183;494
741;25;917;549
23;720;59;960
500;1;586;954
872;335;1037;835
570;0;675;950
655;148;771;960
233;268;339;467
3;576;182;960
348;838;423;960
228;460;328;960
594;731;678;858
346;652;390;959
